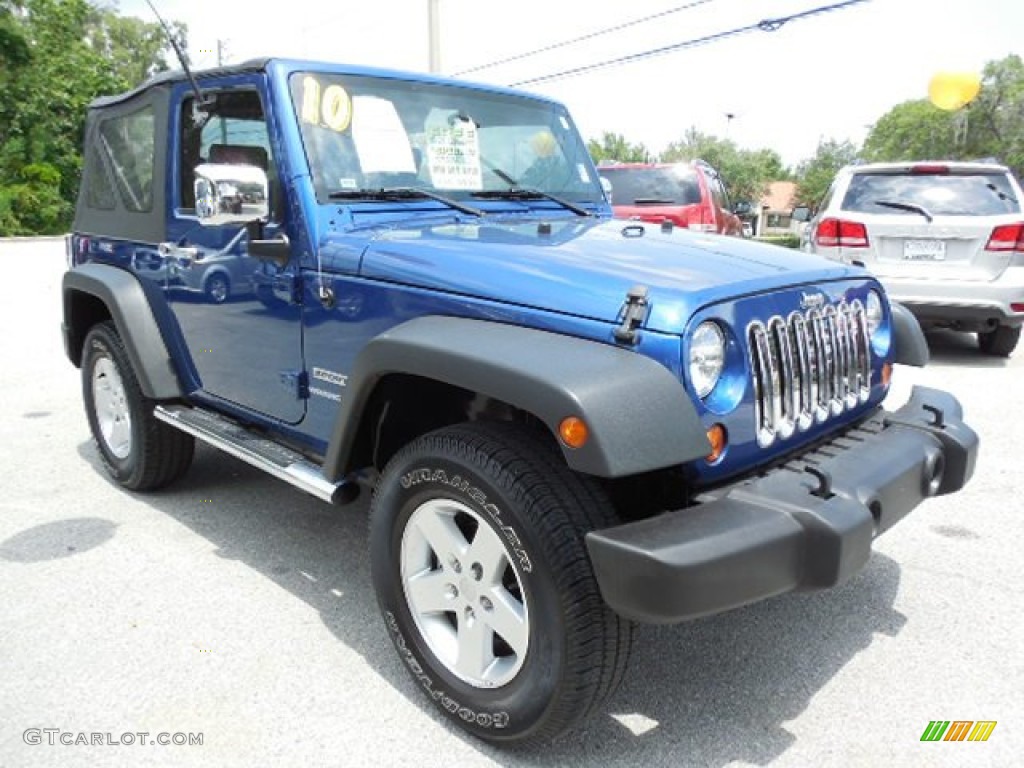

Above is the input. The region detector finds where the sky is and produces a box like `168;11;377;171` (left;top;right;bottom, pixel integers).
118;0;1024;168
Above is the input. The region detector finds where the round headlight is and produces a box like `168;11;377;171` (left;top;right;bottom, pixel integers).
689;321;726;398
866;290;884;336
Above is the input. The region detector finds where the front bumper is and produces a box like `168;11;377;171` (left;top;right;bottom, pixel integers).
586;386;978;624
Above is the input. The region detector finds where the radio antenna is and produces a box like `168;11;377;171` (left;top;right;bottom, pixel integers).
144;0;211;108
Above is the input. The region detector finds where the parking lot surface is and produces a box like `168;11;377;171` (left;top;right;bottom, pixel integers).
1;238;1021;767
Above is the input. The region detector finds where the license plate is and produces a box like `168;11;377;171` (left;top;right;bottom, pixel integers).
903;239;946;261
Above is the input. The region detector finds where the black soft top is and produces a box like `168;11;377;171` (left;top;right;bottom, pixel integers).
89;58;271;109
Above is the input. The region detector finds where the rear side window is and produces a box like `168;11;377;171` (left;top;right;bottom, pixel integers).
98;106;155;212
599;167;701;206
83;141;116;210
841;172;1020;216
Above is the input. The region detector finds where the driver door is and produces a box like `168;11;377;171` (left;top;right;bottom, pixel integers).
163;79;305;424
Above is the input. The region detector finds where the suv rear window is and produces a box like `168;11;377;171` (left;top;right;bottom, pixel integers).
841;171;1020;216
599;167;701;206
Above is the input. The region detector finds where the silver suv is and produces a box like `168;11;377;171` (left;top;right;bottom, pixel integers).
800;161;1024;356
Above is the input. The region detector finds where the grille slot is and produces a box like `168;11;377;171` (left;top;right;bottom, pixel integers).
749;300;871;447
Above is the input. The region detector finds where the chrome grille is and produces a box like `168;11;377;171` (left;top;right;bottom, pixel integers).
749;300;871;447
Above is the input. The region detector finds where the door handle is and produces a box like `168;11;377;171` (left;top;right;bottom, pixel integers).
158;242;200;265
251;233;291;268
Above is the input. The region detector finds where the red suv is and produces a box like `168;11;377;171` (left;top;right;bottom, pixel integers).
597;160;743;235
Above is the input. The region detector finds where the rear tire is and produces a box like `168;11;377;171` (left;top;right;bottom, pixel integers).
978;324;1020;357
369;422;631;744
82;321;194;491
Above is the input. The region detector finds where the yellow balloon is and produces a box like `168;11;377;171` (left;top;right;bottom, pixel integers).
531;130;557;158
928;72;981;111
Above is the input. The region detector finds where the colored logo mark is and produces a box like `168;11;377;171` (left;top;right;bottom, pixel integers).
920;721;997;742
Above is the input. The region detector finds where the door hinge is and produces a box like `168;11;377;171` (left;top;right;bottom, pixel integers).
279;369;309;400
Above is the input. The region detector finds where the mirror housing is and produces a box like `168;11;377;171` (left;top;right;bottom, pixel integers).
791;205;812;223
194;163;269;227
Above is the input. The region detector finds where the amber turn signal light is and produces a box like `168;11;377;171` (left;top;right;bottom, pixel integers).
706;423;727;463
559;417;589;449
881;362;893;387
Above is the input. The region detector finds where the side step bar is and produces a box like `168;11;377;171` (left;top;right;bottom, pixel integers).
154;405;355;505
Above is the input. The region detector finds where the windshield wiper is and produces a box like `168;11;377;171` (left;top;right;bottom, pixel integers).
987;183;1018;205
632;197;676;205
873;199;934;223
327;187;484;217
479;164;593;217
471;188;592;217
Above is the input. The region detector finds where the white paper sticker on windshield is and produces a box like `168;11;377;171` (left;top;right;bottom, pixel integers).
426;119;482;190
577;163;590;183
351;96;416;174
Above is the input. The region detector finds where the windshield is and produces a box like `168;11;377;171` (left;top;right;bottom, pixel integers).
598;166;701;206
841;171;1021;216
288;72;602;205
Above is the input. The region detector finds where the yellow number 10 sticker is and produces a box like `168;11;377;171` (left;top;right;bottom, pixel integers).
301;77;352;132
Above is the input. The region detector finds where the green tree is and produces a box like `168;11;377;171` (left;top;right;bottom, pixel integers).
0;2;30;67
587;131;651;164
0;0;187;235
862;100;957;163
794;138;859;208
863;55;1024;180
86;4;188;89
966;54;1024;179
661;127;788;205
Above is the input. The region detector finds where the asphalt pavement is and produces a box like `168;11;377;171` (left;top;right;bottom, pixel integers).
1;238;1021;767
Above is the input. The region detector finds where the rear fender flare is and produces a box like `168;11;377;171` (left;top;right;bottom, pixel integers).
63;263;184;399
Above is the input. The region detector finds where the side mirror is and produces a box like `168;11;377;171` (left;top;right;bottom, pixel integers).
194;163;269;226
791;205;812;222
733;201;752;216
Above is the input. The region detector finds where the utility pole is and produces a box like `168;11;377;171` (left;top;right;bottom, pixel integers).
724;112;736;138
217;40;228;144
428;0;441;73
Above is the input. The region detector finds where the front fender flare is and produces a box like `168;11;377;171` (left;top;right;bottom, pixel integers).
891;301;929;367
323;317;710;481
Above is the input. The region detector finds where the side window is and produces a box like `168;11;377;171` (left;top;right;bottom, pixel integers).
709;172;730;210
98;106;155;212
83;141;116;210
178;90;275;212
817;179;839;214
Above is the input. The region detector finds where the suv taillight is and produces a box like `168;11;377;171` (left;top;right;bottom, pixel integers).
985;223;1024;252
816;218;869;248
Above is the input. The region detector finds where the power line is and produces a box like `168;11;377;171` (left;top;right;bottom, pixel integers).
452;0;717;77
509;0;870;87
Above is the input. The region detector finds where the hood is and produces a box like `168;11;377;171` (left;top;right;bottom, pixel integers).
337;216;862;333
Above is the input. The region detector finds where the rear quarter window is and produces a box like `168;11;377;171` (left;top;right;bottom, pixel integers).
841;172;1020;216
97;106;156;212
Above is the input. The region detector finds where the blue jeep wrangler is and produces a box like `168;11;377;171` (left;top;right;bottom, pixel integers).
63;58;978;744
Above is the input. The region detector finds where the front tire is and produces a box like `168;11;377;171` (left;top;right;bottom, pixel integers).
369;423;631;744
204;272;230;304
978;324;1020;357
82;321;194;491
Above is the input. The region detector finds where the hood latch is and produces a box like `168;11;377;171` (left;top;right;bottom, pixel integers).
614;285;650;345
